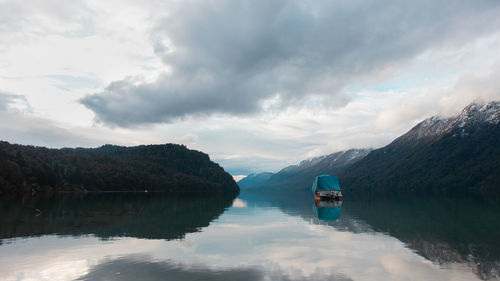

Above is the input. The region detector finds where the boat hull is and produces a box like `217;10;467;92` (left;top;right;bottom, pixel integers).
314;190;342;201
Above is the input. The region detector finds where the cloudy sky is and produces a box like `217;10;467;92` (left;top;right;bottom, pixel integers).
1;0;500;176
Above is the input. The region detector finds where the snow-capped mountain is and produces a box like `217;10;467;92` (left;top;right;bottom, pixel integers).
395;101;500;145
239;101;500;195
278;155;327;175
341;101;500;197
275;149;371;178
239;148;371;190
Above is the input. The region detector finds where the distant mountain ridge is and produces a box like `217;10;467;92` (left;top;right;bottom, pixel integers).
240;101;500;197
0;142;239;196
340;101;500;197
237;172;274;188
239;148;372;191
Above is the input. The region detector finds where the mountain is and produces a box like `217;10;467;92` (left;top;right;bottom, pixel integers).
237;172;274;188
240;148;371;191
340;101;500;198
0;142;239;196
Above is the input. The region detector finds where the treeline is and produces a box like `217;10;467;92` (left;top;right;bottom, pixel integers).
0;141;239;196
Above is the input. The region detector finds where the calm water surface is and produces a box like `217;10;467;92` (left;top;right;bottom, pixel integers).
1;191;499;281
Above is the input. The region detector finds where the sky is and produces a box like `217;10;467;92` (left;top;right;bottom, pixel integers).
1;0;500;176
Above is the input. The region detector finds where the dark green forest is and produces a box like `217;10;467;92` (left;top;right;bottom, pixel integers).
340;124;500;198
0;141;239;196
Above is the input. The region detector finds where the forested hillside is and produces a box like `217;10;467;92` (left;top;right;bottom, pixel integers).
0;142;239;196
239;149;371;191
340;102;500;198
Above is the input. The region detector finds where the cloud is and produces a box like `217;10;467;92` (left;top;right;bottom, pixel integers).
81;0;500;127
0;92;88;147
375;63;500;130
3;1;500;175
0;91;115;148
438;63;500;115
0;0;92;41
0;92;26;111
215;156;293;175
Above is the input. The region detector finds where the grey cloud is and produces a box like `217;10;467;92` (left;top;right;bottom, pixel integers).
0;92;100;148
0;113;98;148
0;93;14;110
0;92;32;111
81;0;500;126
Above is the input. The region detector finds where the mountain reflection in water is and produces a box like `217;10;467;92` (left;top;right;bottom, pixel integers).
0;191;499;281
0;193;234;240
241;190;500;280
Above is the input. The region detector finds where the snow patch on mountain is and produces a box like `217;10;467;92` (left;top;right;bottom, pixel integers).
396;101;500;144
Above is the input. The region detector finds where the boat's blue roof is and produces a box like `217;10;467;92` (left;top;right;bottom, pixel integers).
311;174;341;192
313;205;341;221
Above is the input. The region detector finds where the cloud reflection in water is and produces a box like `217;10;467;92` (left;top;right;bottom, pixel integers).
0;199;483;281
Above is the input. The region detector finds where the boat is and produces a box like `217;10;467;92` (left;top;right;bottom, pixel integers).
312;174;342;200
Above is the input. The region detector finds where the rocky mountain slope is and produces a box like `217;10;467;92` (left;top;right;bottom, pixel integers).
393;102;500;145
239;148;371;191
340;101;500;197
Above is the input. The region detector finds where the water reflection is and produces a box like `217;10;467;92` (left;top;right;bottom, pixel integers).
77;255;352;281
0;193;234;240
242;190;500;280
0;191;499;281
343;198;500;280
78;256;264;281
313;200;342;221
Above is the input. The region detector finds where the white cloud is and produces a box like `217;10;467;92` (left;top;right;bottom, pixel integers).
0;0;162;126
375;62;500;131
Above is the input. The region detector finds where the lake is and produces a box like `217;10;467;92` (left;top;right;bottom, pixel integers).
1;191;499;281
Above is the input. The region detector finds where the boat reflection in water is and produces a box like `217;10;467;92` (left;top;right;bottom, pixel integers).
313;199;342;221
